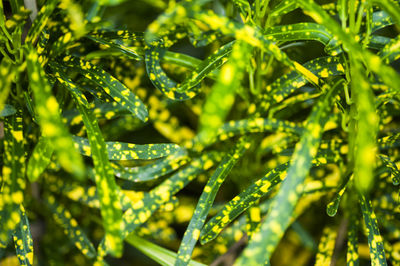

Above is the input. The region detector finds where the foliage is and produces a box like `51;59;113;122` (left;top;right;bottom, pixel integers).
1;0;400;265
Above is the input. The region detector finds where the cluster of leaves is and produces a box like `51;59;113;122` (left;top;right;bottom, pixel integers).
1;0;400;265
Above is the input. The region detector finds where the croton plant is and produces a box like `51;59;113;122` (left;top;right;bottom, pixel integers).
1;0;400;265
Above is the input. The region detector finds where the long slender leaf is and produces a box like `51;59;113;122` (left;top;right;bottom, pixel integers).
315;225;337;266
62;56;148;122
44;194;96;259
73;135;181;161
0;110;25;245
235;82;340;264
12;205;33;266
176;138;250;265
25;46;85;179
359;195;387;266
27;137;54;182
75;102;123;257
126;234;206;266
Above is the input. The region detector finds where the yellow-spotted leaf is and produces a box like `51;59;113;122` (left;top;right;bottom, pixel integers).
44;194;96;259
62;56;148;122
27;136;54;182
74;102;124;257
25;46;85;179
0;110;25;246
12;205;33;266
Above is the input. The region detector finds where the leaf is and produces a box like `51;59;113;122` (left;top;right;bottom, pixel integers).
347;210;359;266
260;56;345;112
326;173;351;217
25;0;58;43
12;205;33;266
27;136;54;182
176;137;250;265
44;194;96;259
0;110;25;245
113;149;189;182
62;56;148;122
189;117;303;150
74;102;123;257
198;41;252;146
359;194;387;265
350;58;378;194
297;0;400;96
378;154;400;185
145;38;234;100
264;23;332;46
73;135;181;160
48;61;90;108
200;162;289;245
25;46;85;179
0;57;15;112
126;234;206;266
96;152;221;259
315;225;337;266
235;82;340;265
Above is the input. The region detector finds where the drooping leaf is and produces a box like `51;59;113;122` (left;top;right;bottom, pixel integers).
62;56;148;122
25;46;85;179
27;136;54;182
126;234;206;266
235;82;340;264
12;205;33;266
315;225;337;266
74;102;123;257
359;195;387;265
44;194;96;259
176;137;250;265
73;135;181;161
0;110;25;245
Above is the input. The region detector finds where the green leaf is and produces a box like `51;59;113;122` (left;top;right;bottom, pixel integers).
347;210;359;266
200;162;289;245
350;58;378;194
378;154;400;185
73;135;181;160
27;136;54;182
359;195;387;265
113;149;188;182
260;56;345;112
97;152;221;259
198;41;252;146
297;0;400;95
126;234;206;266
189;117;303;150
48;61;90;108
315;225;337;266
0;110;26;245
12;205;33;266
62;56;148;122
25;46;85;179
264;23;332;46
74;102;123;257
25;0;58;43
235;82;340;265
326;173;351;217
44;194;96;259
176;138;250;265
0;57;15;112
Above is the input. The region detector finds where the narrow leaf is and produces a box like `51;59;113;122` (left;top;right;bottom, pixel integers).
74;102;123;257
25;46;85;179
62;56;148;122
27;137;54;182
176;138;250;265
